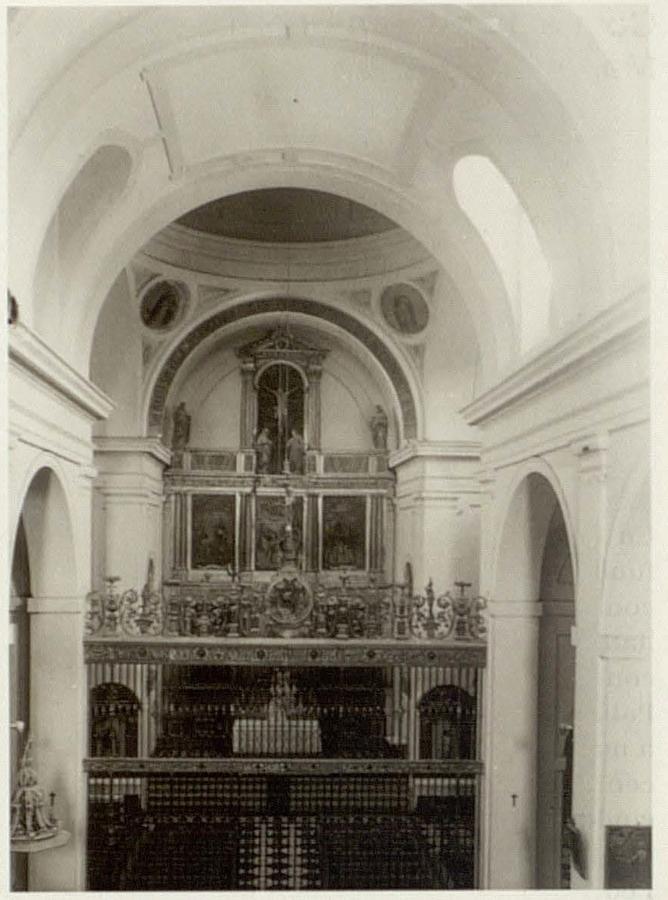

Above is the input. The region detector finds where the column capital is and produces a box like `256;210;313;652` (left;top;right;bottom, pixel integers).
93;435;172;466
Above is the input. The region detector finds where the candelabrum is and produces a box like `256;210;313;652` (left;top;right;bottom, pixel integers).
11;738;61;844
411;580;487;641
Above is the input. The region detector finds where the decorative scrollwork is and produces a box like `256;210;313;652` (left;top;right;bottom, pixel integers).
86;574;487;643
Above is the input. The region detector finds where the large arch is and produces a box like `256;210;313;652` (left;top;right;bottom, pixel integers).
144;295;423;442
484;466;577;889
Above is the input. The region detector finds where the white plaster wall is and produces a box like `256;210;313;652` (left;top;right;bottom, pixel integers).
476;349;650;890
91;270;143;436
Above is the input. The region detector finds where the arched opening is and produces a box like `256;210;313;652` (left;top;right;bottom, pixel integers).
19;467;78;598
490;471;575;889
418;685;476;761
536;503;575;888
10;516;31;891
11;466;80;890
90;684;141;758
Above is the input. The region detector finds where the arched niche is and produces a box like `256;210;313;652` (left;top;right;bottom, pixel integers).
418;684;476;761
145;298;421;444
89;683;141;758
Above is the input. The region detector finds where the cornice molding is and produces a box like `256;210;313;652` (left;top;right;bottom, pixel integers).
142;222;433;282
389;440;481;468
9;323;113;421
461;289;648;427
93;436;172;465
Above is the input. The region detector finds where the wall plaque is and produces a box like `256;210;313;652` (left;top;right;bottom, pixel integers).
323;495;366;570
191;494;235;569
605;825;651;888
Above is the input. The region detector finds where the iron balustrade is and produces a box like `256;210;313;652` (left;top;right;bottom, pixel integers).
86;576;487;643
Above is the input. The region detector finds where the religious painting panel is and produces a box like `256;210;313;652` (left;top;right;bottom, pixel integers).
322;495;366;570
191;494;236;569
380;283;429;335
255;494;304;570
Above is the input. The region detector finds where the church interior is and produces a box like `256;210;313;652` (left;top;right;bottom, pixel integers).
6;5;650;892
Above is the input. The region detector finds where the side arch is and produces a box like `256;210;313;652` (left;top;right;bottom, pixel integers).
492;458;577;602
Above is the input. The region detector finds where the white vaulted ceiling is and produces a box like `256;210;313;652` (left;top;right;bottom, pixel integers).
8;5;647;388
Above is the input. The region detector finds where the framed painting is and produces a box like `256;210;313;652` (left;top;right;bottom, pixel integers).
255;494;304;570
191;494;236;569
322;495;366;570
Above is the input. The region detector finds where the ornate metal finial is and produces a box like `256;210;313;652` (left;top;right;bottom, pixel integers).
10;738;60;843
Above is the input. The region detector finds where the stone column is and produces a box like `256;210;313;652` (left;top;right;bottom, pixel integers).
239;493;254;572
28;595;87;890
305;494;320;572
306;364;323;450
368;494;385;572
484;599;542;888
171;492;189;577
239;362;257;449
569;436;609;888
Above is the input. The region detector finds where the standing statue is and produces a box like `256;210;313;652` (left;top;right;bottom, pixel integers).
370;405;389;450
255;427;273;473
172;401;191;450
286;429;305;474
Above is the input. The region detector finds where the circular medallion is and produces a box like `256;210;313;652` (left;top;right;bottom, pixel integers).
266;574;313;628
140;280;187;331
380;283;429;335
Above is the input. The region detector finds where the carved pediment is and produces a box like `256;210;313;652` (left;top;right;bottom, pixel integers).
236;327;328;367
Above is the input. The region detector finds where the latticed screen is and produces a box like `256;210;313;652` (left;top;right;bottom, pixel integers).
85;658;483;889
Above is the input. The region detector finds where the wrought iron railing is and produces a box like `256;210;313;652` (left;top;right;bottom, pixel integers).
86;765;480;890
85;576;486;643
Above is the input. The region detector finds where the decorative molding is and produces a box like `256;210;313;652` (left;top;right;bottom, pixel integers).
389;440;481;468
9;322;114;421
83;757;483;776
488;600;543;619
461;289;648;427
93;436;172;466
143;222;432;282
28;596;82;614
84;638;487;668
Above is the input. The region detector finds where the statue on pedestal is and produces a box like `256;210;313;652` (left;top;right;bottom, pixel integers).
255;427;273;473
370;405;389;450
172;401;191;451
286;429;305;474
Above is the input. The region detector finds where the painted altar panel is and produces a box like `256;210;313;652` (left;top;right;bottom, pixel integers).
323;495;366;570
191;494;236;569
255;494;304;570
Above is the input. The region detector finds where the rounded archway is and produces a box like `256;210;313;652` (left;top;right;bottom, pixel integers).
10;465;82;891
486;469;576;889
